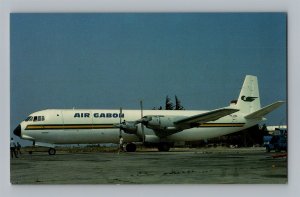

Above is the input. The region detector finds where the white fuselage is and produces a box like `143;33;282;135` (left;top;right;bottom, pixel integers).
19;109;259;145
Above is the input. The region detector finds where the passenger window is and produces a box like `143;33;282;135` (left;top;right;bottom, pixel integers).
42;116;45;121
33;116;37;121
38;116;42;121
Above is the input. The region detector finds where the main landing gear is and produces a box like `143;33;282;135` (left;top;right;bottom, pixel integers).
124;143;137;152
157;143;171;152
123;142;171;152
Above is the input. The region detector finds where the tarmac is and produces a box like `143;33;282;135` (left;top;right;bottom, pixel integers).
10;147;287;184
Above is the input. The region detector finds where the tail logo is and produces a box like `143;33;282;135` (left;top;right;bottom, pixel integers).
241;96;258;102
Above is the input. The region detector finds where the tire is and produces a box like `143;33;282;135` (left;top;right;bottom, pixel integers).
48;148;56;155
158;143;170;152
125;143;136;152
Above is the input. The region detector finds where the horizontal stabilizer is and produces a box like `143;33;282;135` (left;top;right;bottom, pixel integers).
245;101;285;119
174;108;239;125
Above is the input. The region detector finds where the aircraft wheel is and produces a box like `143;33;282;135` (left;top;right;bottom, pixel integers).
125;143;136;152
266;146;271;153
48;148;56;155
158;143;170;152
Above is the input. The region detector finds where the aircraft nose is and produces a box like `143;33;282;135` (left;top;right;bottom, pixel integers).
13;124;21;137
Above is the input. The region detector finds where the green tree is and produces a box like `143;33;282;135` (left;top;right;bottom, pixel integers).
165;96;174;110
175;95;184;110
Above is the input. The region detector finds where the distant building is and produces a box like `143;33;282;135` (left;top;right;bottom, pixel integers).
265;125;287;137
266;125;287;133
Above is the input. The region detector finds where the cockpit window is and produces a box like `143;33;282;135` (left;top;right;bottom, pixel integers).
26;116;45;122
25;116;32;121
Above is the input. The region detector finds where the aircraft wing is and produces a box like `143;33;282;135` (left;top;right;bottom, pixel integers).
174;108;239;127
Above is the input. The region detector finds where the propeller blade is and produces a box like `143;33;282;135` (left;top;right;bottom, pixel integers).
140;100;145;143
119;107;122;138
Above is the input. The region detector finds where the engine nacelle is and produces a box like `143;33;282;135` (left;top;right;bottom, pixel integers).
120;122;137;134
144;116;181;133
144;135;160;143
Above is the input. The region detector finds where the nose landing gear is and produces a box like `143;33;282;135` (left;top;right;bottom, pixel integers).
48;148;56;155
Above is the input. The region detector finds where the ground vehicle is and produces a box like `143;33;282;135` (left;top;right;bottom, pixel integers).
263;129;287;152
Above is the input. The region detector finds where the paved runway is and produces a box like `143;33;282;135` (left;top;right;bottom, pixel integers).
10;147;287;184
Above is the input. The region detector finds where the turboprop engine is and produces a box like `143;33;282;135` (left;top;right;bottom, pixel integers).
143;115;183;136
116;115;184;138
118;121;138;134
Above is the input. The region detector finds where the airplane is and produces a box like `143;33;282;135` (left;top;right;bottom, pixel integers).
13;75;285;155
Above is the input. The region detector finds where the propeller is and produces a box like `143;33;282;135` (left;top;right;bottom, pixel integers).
115;102;148;143
140;100;145;143
119;107;122;139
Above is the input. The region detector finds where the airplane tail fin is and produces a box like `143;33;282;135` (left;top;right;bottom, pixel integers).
235;75;261;114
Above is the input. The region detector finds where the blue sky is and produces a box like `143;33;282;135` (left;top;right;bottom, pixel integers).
10;13;287;144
